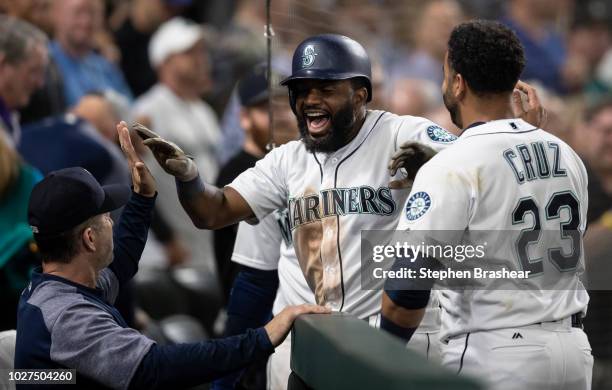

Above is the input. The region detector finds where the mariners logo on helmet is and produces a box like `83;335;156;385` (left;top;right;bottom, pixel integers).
301;45;317;68
405;192;431;221
426;125;457;143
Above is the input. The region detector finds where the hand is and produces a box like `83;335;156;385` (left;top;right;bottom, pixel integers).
388;141;437;189
511;80;547;129
264;304;330;346
117;121;156;197
132;122;199;182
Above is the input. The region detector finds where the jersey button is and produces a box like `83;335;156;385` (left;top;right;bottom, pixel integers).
331;157;338;164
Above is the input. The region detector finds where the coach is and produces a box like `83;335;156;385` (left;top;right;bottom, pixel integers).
14;123;327;389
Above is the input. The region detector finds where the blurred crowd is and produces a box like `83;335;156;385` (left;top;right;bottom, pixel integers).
0;0;612;388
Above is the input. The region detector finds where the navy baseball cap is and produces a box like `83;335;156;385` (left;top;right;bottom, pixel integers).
28;167;131;237
237;64;286;107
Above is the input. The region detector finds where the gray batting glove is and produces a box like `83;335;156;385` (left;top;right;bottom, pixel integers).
388;141;437;189
132;123;199;182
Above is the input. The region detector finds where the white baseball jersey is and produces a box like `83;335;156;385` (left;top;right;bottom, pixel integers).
229;109;456;319
397;118;589;340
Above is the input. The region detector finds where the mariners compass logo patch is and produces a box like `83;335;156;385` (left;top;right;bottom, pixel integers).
426;125;457;143
405;192;432;221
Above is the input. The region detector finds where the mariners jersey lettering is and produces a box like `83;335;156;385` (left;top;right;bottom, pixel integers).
397;119;589;340
289;186;395;229
230;110;455;319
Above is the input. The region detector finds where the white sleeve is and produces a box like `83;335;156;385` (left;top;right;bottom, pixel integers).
228;145;289;221
397;161;472;231
395;116;457;153
232;214;282;271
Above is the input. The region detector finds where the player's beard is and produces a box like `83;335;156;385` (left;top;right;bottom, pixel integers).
297;101;357;153
443;88;462;129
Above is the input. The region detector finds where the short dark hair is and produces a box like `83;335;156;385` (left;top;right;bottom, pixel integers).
447;20;525;95
34;216;100;263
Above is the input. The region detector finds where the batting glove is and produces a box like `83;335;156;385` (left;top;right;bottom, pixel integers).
132;122;199;182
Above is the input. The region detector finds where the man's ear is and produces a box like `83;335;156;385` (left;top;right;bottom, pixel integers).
454;73;466;100
353;85;368;107
82;227;96;252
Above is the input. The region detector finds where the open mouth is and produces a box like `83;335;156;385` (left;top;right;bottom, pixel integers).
304;110;331;137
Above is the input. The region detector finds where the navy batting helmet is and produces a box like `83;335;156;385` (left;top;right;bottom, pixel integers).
280;34;372;104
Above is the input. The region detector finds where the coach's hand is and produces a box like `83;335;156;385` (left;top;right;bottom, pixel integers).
117;121;156;197
388;141;437;189
512;80;547;129
264;304;330;346
132;122;199;182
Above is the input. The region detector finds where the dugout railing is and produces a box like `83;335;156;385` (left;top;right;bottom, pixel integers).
288;313;483;390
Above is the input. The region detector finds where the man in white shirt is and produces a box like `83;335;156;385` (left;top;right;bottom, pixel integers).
383;20;591;390
133;17;221;273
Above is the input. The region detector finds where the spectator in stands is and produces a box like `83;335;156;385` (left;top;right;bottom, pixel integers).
388;78;441;117
574;97;612;390
0;16;48;147
502;0;572;94
389;0;464;85
14;125;327;388
114;0;192;97
215;0;290;164
0;0;53;35
577;98;612;212
19;93;130;190
134;17;220;277
49;0;132;107
6;0;66;126
566;9;612;96
0;135;42;331
214;64;296;300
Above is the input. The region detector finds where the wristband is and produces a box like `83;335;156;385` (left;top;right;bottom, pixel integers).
380;315;416;342
176;175;205;199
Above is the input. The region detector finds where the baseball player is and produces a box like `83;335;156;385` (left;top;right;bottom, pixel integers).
136;32;456;316
382;21;592;389
134;33;454;380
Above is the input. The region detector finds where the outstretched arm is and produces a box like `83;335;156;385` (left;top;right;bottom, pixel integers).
129;303;329;389
175;176;255;230
105;122;157;289
127;122;255;229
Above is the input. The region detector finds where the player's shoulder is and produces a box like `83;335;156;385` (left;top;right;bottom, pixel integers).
538;127;576;151
267;138;307;157
257;139;311;171
375;110;457;151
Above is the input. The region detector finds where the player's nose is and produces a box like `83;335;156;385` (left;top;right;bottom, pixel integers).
304;88;323;105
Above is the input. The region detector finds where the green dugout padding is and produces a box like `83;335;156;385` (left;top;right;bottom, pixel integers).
289;313;483;390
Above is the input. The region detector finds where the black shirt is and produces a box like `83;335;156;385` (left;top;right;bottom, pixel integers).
114;19;157;98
